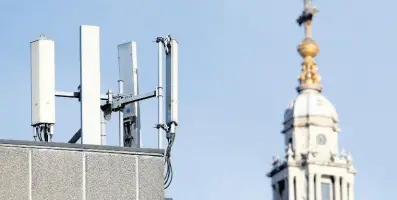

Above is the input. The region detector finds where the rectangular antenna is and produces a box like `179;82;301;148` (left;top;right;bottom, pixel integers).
165;39;179;127
30;38;56;126
80;25;101;145
117;42;141;147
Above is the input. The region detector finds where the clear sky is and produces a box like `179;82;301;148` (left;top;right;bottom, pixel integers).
0;0;394;199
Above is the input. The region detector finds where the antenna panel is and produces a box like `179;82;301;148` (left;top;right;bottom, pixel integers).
80;25;101;145
30;38;56;126
165;39;179;125
118;42;141;147
117;42;140;118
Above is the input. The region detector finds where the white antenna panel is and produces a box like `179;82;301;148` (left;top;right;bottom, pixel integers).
80;25;101;145
117;42;141;147
165;39;179;125
30;38;56;126
117;42;140;119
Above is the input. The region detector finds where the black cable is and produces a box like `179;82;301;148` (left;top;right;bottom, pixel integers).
164;159;173;189
44;128;49;142
37;132;42;141
37;126;43;141
164;134;174;188
164;131;175;189
156;35;172;55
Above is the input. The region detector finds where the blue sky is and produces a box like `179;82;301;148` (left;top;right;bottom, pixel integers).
0;0;395;199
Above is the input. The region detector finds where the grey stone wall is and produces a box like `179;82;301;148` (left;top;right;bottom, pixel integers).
0;140;164;200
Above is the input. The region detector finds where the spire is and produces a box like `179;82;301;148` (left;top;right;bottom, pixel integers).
296;0;322;92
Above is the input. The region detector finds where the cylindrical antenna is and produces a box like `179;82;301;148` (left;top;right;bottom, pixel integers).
118;80;124;146
157;42;164;149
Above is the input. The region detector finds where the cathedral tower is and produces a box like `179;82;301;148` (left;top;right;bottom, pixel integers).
267;1;357;200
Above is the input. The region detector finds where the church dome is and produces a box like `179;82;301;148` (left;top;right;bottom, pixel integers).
283;89;339;132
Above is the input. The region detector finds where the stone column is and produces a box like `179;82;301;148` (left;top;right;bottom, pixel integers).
308;174;314;200
315;174;322;200
334;176;341;200
341;178;348;200
295;175;301;200
349;182;354;200
288;176;294;200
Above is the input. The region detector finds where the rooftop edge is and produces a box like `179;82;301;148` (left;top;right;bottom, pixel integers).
0;139;164;156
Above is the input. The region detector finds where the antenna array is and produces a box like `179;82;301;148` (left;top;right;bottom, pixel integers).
30;25;179;188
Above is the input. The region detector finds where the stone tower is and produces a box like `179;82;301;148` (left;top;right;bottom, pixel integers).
267;1;357;200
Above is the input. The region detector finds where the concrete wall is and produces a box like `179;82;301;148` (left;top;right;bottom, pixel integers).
0;140;164;200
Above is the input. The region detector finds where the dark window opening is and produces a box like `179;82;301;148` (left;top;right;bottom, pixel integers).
288;138;293;151
294;177;297;200
278;180;285;197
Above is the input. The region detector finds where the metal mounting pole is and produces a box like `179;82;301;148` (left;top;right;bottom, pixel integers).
157;42;164;149
118;80;124;146
100;109;106;145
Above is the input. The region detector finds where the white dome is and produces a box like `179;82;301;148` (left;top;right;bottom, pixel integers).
283;89;339;132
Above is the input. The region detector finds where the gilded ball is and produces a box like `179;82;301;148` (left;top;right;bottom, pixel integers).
297;38;319;58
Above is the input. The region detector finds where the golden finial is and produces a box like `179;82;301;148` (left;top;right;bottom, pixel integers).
296;0;322;92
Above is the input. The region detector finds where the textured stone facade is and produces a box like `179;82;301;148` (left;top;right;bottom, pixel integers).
0;140;164;200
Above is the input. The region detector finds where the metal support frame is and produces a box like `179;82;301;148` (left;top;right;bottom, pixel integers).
118;80;124;146
60;90;157;144
109;91;156;111
100;109;107;145
68;129;81;143
56;90;156;108
56;91;110;100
